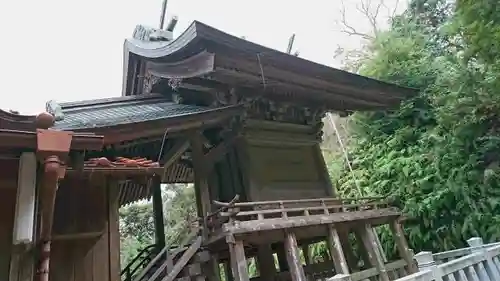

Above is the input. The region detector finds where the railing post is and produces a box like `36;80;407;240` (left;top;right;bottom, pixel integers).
414;251;443;281
467;237;500;280
327;274;352;281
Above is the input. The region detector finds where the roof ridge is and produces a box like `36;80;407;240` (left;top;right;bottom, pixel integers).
59;93;165;109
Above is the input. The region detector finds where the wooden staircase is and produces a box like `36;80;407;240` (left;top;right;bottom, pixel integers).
122;229;210;281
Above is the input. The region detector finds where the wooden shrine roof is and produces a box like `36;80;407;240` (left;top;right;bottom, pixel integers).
0;104;206;206
52;93;243;145
123;21;418;111
53;94;208;130
0;110;104;150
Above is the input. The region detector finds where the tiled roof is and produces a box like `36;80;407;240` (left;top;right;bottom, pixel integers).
53;94;210;130
84;157;160;168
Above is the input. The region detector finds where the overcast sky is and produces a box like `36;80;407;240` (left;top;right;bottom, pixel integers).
0;0;404;114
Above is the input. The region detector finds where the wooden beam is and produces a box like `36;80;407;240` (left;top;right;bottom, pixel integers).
52;231;103;241
163;236;203;281
276;243;289;272
390;220;417;273
9;153;37;281
12;152;37;245
223;208;401;234
223;260;233;281
107;180;121;281
301;244;311;265
228;239;250;281
284;231;306;281
354;230;372;269
162;139;190;180
152;176;166;249
256;244;276;280
204;134;241;171
327;225;350;274
204;253;222;281
338;229;359;272
358;225;390;281
190;132;211;230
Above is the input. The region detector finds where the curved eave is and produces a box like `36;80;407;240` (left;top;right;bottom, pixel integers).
61;105;244;145
0;109;38;131
122;21;418;109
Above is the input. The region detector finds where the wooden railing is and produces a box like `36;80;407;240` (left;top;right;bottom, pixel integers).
328;237;500;281
121;244;159;281
211;196;391;226
432;240;500;264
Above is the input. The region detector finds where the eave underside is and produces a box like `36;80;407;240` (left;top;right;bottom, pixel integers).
123;21;418;111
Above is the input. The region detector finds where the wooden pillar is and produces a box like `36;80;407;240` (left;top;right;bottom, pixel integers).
327;225;350;275
35;116;75;281
354;230;372;269
10;152;38;281
338;230;359;272
390;220;417;273
152;176;166;249
358;225;389;281
276;243;289;272
284;231;306;281
256;244;276;280
107;180;121;281
301;244;311;265
191;132;212;234
204;254;222;281
223;260;233;281
228;239;250;281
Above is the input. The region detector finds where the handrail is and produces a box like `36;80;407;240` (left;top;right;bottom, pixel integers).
212;196;386;207
130;219;200;281
145;230;200;281
121;244;158;281
433;242;500;262
210;194;240;215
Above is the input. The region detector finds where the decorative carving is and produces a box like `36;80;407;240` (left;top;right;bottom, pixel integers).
211;88;241;107
142;72;162;94
133;25;173;42
45;100;64;121
35;112;55;130
168;77;183;90
207;88;326;139
245;97;326;126
172;92;184;104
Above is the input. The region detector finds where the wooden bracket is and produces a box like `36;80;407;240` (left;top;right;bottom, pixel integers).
204;133;241;171
161;138;190;180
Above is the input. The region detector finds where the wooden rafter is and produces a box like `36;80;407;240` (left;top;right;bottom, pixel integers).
204;133;241;173
161;138;190;180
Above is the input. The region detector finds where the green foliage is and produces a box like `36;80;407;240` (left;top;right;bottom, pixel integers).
120;202;155;266
334;0;500;255
455;0;500;64
119;184;197;268
163;184;197;246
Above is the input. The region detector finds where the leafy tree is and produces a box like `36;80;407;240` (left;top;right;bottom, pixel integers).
334;0;500;256
119;184;197;267
120;202;155;265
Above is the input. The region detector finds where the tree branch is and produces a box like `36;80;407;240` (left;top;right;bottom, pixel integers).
337;0;375;40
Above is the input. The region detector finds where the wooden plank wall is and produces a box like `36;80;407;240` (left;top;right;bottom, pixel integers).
240;121;333;201
246;143;329;201
0;160;121;281
0;182;17;280
0;159;18;281
49;178;120;281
